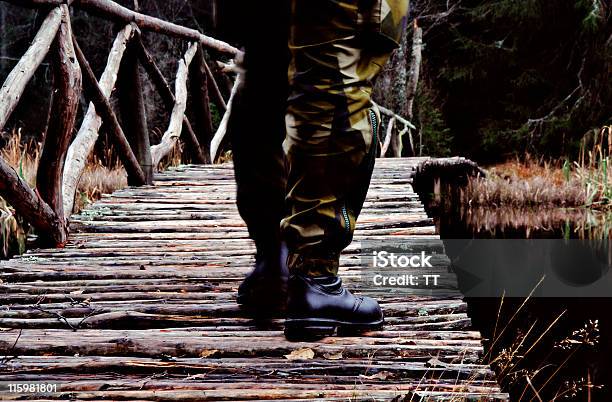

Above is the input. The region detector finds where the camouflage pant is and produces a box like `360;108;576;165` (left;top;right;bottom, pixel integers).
228;0;409;276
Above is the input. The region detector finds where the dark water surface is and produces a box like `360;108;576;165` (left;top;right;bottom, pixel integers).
434;205;611;401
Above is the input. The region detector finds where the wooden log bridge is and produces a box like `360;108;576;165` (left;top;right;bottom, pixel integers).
0;158;508;401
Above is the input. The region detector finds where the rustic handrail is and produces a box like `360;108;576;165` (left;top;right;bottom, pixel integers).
62;24;134;217
5;0;240;56
117;25;153;185
0;0;239;245
150;43;199;167
36;4;82;243
210;74;242;163
133;33;208;164
0;7;62;132
72;33;148;186
0;5;67;245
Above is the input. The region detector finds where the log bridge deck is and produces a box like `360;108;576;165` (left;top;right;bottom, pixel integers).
0;157;508;401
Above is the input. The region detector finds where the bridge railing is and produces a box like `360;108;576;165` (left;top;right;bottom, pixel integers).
0;0;241;246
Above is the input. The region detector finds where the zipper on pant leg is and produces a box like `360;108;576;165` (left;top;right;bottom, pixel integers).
341;108;379;239
368;108;378;159
341;205;351;236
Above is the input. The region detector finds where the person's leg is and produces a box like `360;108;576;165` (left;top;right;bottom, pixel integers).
223;1;291;313
282;0;409;338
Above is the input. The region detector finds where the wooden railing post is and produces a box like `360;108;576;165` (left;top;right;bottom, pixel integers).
0;7;62;132
72;34;147;186
133;33;207;164
149;43;199;167
36;5;82;244
62;24;134;218
117;33;153;184
188;45;214;164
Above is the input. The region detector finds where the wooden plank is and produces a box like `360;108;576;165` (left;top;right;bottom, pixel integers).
0;158;507;400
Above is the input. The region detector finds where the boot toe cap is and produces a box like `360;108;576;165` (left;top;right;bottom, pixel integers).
355;295;384;323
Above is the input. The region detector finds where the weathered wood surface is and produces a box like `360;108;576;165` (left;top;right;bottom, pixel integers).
72;34;147;186
0;6;62;132
117;29;153;185
63;24;134;218
149;42;201;167
0;158;507;401
5;0;240;56
36;5;82;246
132;32;206;165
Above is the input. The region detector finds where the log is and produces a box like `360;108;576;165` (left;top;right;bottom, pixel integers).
188;45;214;164
212;62;233;100
373;102;416;130
0;355;494;378
0;6;62;132
150;42;199;167
405;20;423;154
75;0;240;56
62;24;134;218
0;158;65;245
2;0;75;6
210;73;242;162
133;33;206;164
72;34;147;186
117;30;153;185
36;5;81;244
203;58;227;112
381;116;395;157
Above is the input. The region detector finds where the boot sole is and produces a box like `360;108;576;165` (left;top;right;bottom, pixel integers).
284;318;384;341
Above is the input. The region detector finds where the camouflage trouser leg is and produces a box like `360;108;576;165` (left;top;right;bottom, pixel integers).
282;0;409;276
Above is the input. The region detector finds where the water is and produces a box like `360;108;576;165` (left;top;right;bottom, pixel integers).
430;202;612;401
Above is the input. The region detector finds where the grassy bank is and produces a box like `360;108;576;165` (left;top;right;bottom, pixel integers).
464;127;612;210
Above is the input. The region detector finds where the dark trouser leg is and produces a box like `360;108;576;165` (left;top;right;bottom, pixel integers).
227;2;290;250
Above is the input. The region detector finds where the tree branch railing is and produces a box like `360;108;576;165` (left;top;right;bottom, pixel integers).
0;0;240;246
373;102;417;158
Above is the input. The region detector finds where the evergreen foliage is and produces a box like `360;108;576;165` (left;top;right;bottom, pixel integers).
415;0;611;161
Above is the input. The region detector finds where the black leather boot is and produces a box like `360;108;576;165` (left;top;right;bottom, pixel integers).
237;242;289;316
284;273;384;340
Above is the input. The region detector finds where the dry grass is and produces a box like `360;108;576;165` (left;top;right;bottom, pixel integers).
464;126;612;209
1;131;128;213
485;292;602;401
465;157;586;208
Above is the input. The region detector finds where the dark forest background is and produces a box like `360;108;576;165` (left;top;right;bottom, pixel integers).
0;0;610;164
